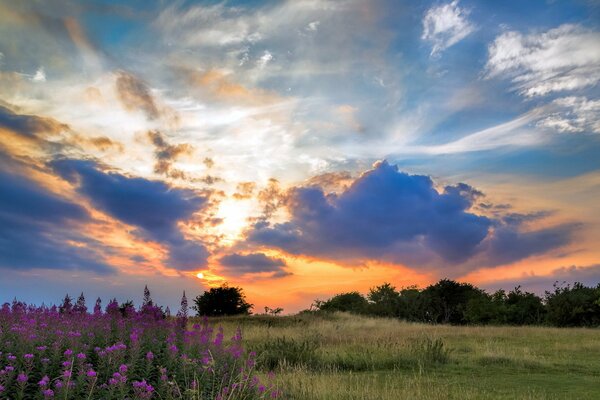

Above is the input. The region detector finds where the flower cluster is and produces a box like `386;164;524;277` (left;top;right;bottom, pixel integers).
0;295;280;399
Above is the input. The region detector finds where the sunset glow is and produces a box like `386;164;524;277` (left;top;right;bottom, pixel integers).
0;0;599;313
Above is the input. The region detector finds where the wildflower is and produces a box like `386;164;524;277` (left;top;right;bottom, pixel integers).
146;351;154;360
76;353;86;360
87;370;97;378
63;349;73;357
42;388;54;398
24;353;34;360
39;376;50;387
17;372;28;383
119;364;128;374
36;346;47;351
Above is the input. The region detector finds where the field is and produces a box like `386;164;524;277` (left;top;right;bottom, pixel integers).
211;312;600;400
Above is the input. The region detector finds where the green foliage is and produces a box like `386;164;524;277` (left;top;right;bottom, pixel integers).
367;283;400;317
312;279;600;327
193;284;253;316
545;282;600;326
315;291;369;314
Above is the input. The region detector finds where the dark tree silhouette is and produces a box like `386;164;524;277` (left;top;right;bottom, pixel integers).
193;285;253;316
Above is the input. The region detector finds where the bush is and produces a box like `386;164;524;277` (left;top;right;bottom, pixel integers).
193;285;253;317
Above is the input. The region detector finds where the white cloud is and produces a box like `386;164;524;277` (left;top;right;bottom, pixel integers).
537;97;600;134
257;50;273;69
485;24;600;97
422;1;475;56
306;21;320;32
31;67;46;82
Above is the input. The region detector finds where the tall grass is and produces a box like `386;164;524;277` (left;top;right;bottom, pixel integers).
207;312;600;399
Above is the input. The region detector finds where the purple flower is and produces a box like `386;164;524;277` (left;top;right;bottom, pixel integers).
24;353;34;360
63;349;73;357
146;351;154;360
87;370;97;378
76;353;86;360
42;388;54;398
119;364;128;374
38;376;50;387
17;372;28;383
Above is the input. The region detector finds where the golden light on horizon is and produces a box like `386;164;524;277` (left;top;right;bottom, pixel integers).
196;272;204;279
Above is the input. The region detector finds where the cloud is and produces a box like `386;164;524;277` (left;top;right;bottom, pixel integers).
0;157;114;274
0;105;68;140
536;96;600;134
485;24;600;97
247;161;575;274
483;264;600;295
147;130;193;179
219;252;289;277
422;1;475;56
115;71;160;120
51;158;210;270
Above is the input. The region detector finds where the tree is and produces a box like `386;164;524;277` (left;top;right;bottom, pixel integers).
421;279;487;324
193;285;253;316
316;291;369;314
545;282;600;326
367;283;400;317
504;286;545;325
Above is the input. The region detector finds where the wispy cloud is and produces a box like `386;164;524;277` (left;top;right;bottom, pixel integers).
536;96;600;134
485;24;600;97
422;1;475;56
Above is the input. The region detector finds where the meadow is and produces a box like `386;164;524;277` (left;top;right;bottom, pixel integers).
211;312;600;400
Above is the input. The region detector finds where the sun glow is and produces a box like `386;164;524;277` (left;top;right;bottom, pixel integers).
196;272;204;279
212;198;255;245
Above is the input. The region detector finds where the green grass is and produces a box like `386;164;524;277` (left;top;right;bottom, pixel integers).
202;312;600;399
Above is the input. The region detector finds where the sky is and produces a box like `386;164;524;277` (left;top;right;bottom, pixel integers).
0;0;599;313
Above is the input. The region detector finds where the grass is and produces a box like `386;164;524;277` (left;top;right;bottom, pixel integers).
201;312;600;399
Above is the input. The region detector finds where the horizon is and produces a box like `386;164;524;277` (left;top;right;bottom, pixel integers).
1;0;599;314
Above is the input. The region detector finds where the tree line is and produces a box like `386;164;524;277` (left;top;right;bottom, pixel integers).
312;280;600;327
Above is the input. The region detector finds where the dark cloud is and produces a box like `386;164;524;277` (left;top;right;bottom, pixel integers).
219;252;289;277
0;105;68;139
0;162;114;274
51;158;210;270
247;161;576;274
147;130;192;178
483;264;600;295
115;71;159;120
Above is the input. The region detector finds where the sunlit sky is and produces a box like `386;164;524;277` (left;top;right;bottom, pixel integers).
1;0;599;313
